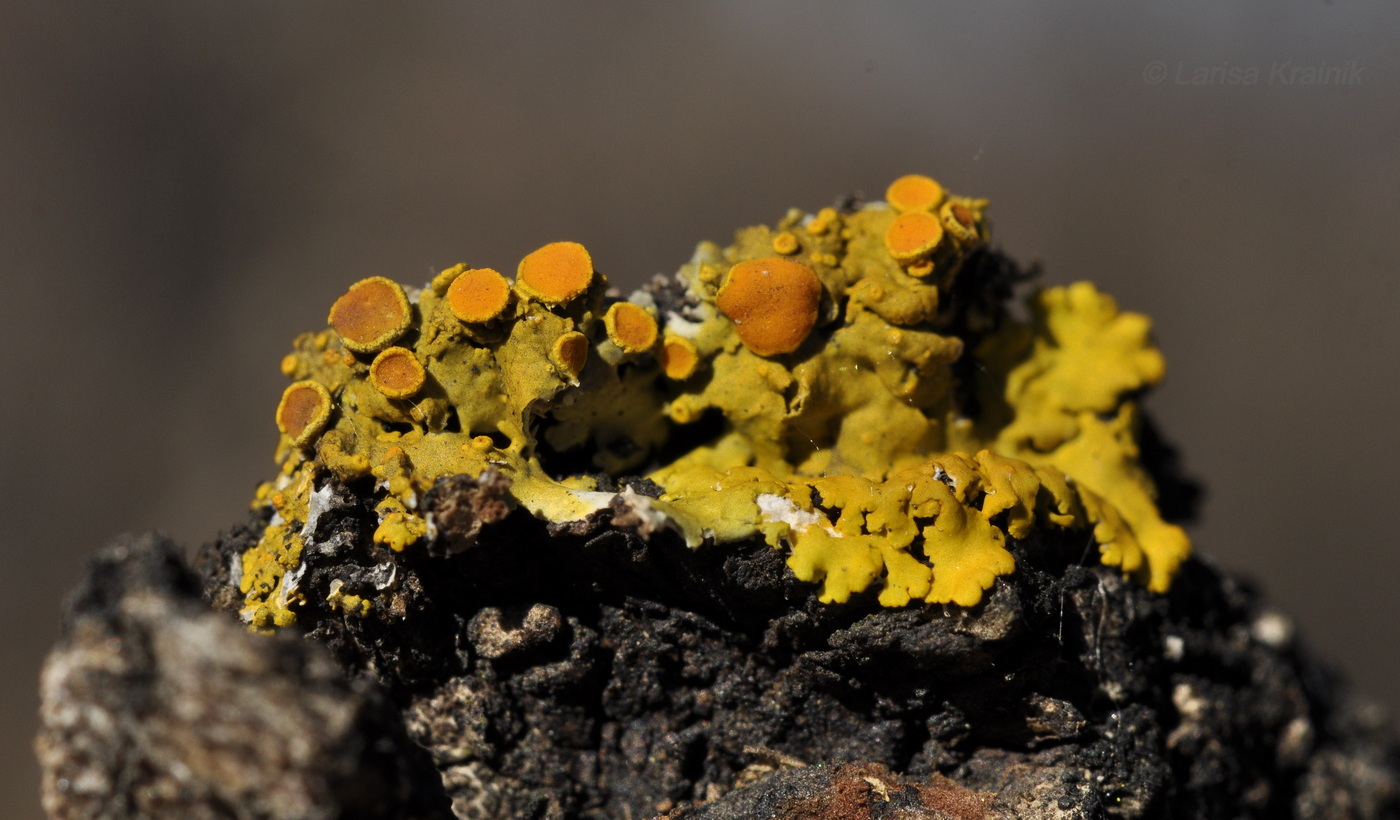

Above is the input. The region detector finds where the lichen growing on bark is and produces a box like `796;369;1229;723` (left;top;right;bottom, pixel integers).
239;174;1189;629
40;176;1400;820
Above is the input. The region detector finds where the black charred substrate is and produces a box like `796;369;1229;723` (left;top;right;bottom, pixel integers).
39;473;1400;820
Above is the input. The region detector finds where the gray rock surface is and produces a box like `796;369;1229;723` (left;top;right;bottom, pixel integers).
35;534;450;820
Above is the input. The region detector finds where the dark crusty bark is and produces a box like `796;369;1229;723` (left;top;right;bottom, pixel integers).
36;533;450;820
36;481;1400;818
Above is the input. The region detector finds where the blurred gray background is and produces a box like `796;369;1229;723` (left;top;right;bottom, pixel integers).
3;3;1397;816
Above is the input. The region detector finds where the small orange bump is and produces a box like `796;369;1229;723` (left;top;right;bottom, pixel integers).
669;403;696;424
327;276;413;353
341;352;356;367
884;212;945;263
771;231;800;255
603;302;658;354
279;354;298;377
659;335;700;380
716;257;822;357
885;174;945;213
276;380;333;447
447;267;512;323
369;346;426;399
550;331;590;379
517;241;594;305
939;199;982;245
906;259;936;278
806;207;839;236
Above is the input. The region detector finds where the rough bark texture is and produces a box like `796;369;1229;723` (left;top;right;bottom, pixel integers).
35;534;451;820
36;481;1400;819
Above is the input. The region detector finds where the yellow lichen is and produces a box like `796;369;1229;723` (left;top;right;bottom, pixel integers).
326;579;372;617
240;172;1190;628
238;522;305;629
374;495;428;552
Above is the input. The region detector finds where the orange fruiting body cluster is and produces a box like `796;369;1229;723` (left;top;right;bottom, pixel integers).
242;173;1188;630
